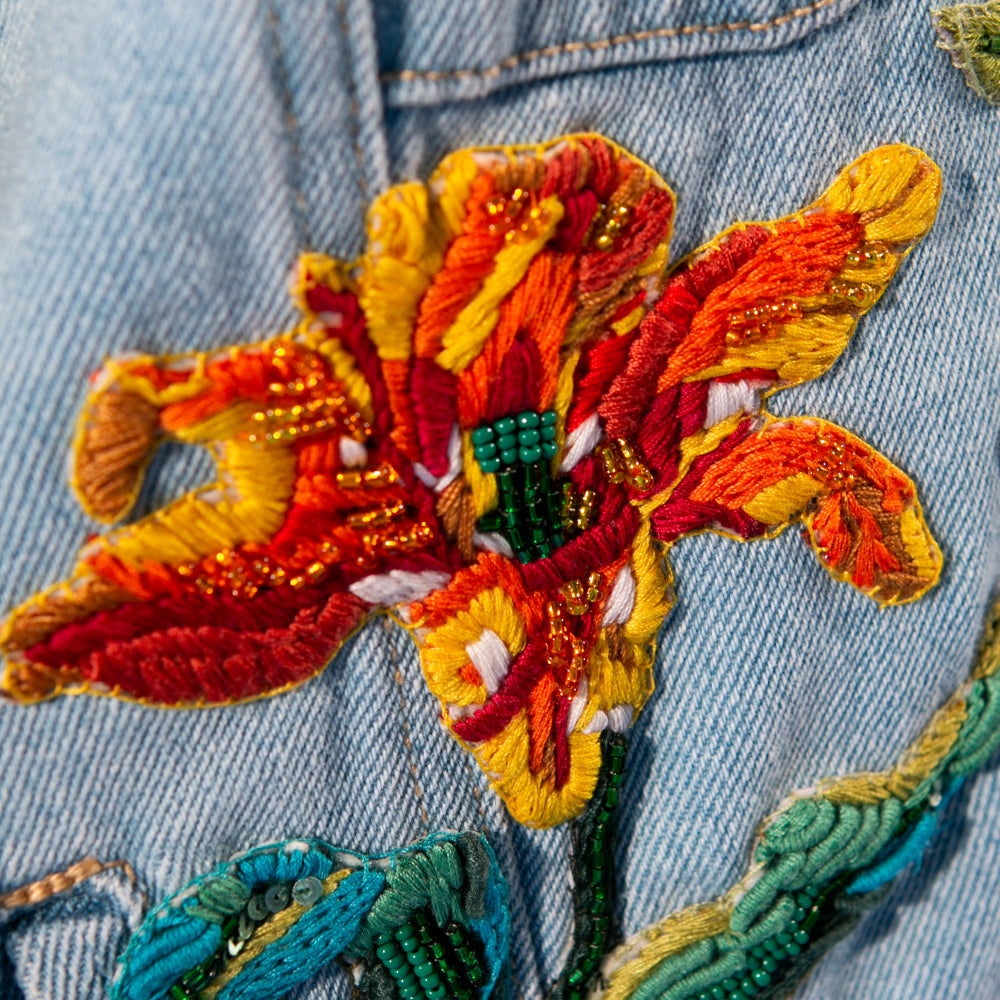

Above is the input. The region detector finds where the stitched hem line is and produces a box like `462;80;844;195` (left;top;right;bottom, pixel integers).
382;0;860;106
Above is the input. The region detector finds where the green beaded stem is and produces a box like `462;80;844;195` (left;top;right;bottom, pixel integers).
375;910;485;1000
548;732;628;1000
168;918;234;998
474;410;564;564
445;921;487;988
414;912;474;1000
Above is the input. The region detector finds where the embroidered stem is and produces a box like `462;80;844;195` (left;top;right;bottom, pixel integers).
369;910;486;1000
550;732;628;1000
0;857;135;910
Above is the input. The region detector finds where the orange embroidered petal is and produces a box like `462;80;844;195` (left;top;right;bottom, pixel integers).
684;418;940;605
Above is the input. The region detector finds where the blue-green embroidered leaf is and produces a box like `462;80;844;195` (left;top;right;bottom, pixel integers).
112;832;508;1000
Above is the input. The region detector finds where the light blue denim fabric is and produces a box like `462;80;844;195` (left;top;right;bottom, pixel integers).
0;0;997;997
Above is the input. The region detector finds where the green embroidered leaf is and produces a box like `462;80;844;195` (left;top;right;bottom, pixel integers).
933;1;1000;104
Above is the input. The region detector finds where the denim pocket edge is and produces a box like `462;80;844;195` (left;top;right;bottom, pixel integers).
382;0;866;108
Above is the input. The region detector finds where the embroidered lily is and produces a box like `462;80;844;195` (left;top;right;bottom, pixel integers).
1;137;942;831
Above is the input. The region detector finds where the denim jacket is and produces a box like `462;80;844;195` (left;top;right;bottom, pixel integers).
0;0;998;997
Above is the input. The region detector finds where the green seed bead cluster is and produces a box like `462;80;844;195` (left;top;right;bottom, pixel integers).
168;915;235;999
374;910;485;1000
680;886;821;1000
413;912;476;1000
565;734;627;1000
376;923;447;1000
445;921;487;989
477;447;567;564
471;410;558;473
981;34;1000;53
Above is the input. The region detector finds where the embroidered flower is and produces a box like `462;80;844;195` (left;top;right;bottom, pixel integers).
1;137;942;828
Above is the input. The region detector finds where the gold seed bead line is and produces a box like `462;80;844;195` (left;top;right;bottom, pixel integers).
844;241;891;269
548;573;604;697
593;204;631;252
811;431;865;491
598;439;653;491
335;463;400;490
826;279;879;310
725;299;802;347
245;394;370;445
485;186;551;244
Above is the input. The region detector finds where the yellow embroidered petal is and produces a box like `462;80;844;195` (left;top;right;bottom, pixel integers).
316;337;374;422
472;711;602;828
622;521;675;647
896;504;944;587
428;148;479;238
585;633;652;712
171;402;259;444
742;472;823;525
823;145;924;215
361;182;444;361
864;165;942;245
421;587;526;705
694;312;857;386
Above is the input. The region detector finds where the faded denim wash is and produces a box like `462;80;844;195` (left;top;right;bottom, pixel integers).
0;0;998;997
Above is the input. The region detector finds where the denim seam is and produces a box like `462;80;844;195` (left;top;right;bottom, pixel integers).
462;752;491;837
264;0;313;250
381;0;847;84
344;0;391;197
384;619;431;834
333;0;370;204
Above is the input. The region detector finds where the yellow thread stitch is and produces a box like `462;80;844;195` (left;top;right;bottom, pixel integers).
436;195;565;372
361;183;444;362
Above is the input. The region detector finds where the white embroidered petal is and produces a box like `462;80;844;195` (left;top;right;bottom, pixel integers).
413;463;438;488
602;566;637;626
607;704;635;732
560;412;602;473
472;531;515;559
435;423;464;492
349;569;452;606
704;380;762;429
447;701;484;721
338;436;368;467
465;629;511;695
566;676;590;734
